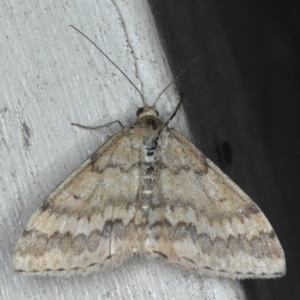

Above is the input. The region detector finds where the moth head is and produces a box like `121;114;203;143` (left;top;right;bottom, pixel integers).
136;105;159;119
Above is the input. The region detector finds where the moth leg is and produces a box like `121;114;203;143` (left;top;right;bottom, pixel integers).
71;120;125;130
165;98;183;126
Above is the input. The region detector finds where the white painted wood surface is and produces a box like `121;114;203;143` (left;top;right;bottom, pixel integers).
1;0;246;299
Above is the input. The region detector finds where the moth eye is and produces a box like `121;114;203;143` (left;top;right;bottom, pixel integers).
136;107;144;117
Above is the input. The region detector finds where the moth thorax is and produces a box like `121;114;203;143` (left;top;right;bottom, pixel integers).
136;105;159;120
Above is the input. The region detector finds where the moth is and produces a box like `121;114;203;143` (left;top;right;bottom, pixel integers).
13;27;285;279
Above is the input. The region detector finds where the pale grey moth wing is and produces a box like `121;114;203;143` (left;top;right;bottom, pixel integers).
13;106;286;278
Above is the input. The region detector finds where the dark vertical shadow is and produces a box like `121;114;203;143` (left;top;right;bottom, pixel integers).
148;0;300;299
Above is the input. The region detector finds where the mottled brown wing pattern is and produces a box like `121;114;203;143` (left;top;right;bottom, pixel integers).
13;106;285;279
143;128;285;279
13;129;142;275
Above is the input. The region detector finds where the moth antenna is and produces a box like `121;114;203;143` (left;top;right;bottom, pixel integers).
70;25;145;104
153;55;201;106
